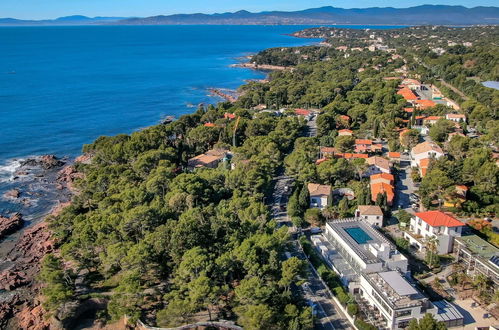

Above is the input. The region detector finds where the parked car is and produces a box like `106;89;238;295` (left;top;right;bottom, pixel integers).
310;227;322;234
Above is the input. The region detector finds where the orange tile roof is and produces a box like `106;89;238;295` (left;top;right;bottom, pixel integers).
424;116;442;121
295;108;312;116
419;158;431;168
371;144;383;150
204;122;216;127
340;153;369;159
415;115;426;120
370;173;395;184
338;129;353;134
224;113;236;119
397;87;418;101
404;108;414;113
415;99;436;108
415;211;465;228
370;182;394;203
339;115;351;121
320;147;337;154
388;152;401;158
355;139;373;145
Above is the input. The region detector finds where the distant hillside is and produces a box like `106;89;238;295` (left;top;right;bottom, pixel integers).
1;6;499;26
0;15;125;26
111;5;499;25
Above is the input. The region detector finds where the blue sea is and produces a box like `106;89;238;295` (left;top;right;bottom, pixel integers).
0;25;402;218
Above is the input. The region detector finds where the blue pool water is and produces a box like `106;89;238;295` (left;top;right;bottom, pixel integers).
345;226;373;244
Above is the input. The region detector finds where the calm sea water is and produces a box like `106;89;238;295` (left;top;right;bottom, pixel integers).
0;25;403;165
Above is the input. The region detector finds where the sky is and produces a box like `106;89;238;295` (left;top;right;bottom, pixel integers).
2;0;497;20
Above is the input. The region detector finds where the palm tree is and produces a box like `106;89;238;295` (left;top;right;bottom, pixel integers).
424;236;439;268
472;274;491;298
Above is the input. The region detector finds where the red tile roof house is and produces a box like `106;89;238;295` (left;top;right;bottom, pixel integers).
414;115;426;126
370;182;394;206
423;116;442;125
187;149;229;170
415;99;436;110
397;87;418;101
370;173;395;185
388;152;401;162
445;113;466;123
295;108;312;117
224;113;237;120
338;129;353;136
336;115;351;128
320;146;337;159
404;211;465;254
336;153;369;159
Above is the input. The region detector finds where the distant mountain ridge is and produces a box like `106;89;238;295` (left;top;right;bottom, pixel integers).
0;15;126;25
1;5;499;26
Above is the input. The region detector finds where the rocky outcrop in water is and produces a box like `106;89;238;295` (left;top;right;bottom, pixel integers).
0;213;24;239
20;155;65;170
4;189;20;199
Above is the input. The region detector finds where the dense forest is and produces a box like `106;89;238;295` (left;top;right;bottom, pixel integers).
40;25;498;328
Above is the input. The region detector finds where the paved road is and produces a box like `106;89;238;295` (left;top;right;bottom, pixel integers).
305;115;318;137
394;154;417;214
289;241;353;330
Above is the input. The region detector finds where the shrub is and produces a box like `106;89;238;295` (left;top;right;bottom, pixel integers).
304;208;324;226
347;303;359;316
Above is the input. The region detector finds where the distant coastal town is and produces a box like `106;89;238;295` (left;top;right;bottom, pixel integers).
0;23;498;330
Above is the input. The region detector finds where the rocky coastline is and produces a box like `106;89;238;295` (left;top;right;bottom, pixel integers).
0;154;82;329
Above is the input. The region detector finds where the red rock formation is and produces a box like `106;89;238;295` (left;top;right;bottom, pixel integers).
75;153;92;164
0;213;24;239
15;304;51;330
57;165;84;191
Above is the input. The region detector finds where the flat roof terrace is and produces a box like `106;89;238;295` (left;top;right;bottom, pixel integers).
366;271;426;309
326;218;396;264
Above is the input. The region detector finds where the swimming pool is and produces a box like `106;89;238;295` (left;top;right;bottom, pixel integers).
345;226;373;244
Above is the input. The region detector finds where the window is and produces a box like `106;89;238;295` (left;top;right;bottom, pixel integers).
426;224;429;231
418;218;422;225
396;310;412;317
